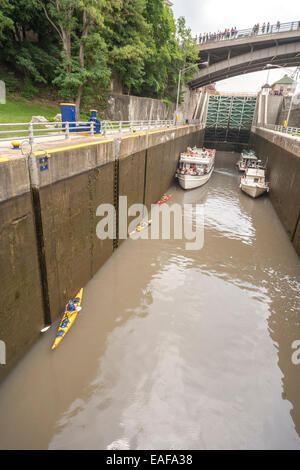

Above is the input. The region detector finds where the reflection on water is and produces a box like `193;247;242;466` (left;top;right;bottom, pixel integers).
0;152;299;450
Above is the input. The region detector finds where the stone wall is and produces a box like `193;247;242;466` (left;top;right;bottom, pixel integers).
105;88;206;123
105;94;175;121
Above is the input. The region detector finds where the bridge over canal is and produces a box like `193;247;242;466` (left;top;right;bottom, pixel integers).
189;21;300;89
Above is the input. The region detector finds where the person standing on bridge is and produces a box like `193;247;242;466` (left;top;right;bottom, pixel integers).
262;22;265;33
277;20;280;31
267;22;270;33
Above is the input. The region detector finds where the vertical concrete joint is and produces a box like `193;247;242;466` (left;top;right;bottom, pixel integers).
27;151;51;326
113;139;121;250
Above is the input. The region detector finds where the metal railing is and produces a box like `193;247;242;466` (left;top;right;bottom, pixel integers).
195;20;300;45
258;123;300;137
0;119;195;147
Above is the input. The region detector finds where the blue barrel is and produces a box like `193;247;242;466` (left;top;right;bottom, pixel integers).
60;103;76;133
88;109;101;134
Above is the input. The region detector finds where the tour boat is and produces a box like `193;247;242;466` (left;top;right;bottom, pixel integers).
176;146;215;190
239;167;269;198
51;288;83;350
236;150;258;172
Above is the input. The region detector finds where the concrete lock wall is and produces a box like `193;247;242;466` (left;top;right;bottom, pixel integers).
0;124;205;382
276;97;300;128
249;127;300;256
0;157;45;381
252;95;283;127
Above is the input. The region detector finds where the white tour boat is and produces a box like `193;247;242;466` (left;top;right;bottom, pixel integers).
176;146;215;190
239;167;270;198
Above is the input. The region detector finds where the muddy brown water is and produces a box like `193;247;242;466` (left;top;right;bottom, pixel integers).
0;151;299;450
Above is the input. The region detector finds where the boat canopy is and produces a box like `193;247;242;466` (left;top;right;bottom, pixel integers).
241;155;257;161
180;155;211;164
245;168;265;177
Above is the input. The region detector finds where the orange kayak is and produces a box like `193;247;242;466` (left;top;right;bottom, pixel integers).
156;194;173;204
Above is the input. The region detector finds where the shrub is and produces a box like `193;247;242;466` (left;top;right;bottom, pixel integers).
21;77;37;100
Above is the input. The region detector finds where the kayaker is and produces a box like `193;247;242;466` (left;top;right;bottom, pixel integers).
66;300;76;312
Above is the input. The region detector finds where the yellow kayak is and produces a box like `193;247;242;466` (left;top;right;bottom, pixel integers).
51;288;83;350
129;219;152;236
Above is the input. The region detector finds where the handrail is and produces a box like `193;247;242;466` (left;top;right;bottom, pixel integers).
195;20;300;45
257;123;300;136
0;119;202;146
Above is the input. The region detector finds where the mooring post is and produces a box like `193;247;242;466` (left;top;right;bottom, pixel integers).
28;122;34;146
65;121;70;140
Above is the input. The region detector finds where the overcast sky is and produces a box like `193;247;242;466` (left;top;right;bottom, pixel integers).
172;0;300;92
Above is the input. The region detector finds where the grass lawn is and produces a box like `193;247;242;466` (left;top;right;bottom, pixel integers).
0;96;61;139
0;96;60;123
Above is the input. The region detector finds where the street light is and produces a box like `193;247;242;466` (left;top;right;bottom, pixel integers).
174;62;208;123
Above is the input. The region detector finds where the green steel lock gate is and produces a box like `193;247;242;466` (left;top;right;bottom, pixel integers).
205;95;257;143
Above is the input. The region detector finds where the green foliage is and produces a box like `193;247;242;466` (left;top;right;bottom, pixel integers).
21;76;37;99
0;71;20;93
162;97;171;108
0;0;13;38
0;0;199;110
102;0;150;94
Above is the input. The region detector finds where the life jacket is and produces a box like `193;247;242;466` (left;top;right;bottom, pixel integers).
66;303;75;312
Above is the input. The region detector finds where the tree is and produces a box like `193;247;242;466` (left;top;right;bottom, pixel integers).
39;0;110;119
172;16;199;103
0;0;13;38
0;0;59;89
102;0;150;95
142;0;179;99
0;0;198;112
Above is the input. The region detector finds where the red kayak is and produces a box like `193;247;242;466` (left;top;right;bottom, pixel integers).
156;194;173;205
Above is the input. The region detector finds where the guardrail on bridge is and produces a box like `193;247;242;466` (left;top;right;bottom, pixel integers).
195;20;300;45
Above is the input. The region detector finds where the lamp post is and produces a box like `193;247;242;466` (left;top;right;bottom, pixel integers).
175;63;205;124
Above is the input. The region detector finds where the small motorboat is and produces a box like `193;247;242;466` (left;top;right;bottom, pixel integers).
240;167;269;198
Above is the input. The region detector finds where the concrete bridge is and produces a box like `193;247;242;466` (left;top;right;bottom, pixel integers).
189;21;300;89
